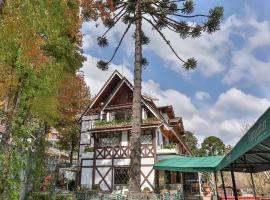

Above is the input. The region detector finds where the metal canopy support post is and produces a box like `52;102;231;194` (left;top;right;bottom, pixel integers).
250;172;257;198
214;172;219;197
220;171;228;200
230;164;238;200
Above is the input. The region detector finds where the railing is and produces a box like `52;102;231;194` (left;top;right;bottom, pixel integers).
76;192;184;200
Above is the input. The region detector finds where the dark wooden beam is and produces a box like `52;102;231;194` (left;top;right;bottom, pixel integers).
250;172;257;198
230;164;238;200
220;171;228;200
246;150;270;155
259;143;270;150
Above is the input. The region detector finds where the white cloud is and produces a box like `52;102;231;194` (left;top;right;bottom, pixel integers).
81;55;133;96
195;91;211;101
142;80;197;118
222;13;270;87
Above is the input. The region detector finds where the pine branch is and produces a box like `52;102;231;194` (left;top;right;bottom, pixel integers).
101;7;128;37
170;13;209;18
107;22;132;64
97;21;133;70
143;17;185;63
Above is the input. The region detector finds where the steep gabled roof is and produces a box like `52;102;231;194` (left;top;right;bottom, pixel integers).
101;77;133;111
158;105;175;119
81;70;122;116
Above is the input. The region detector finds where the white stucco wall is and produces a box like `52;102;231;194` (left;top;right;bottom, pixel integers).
96;159;112;166
121;131;128;146
82;159;93;166
95;167;112;191
141;166;155;191
141;158;155;165
81;168;93;188
114;158;130;165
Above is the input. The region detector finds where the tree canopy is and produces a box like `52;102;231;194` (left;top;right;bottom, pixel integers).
199;136;226;156
184;131;199;155
56;73;91;164
0;0;84;198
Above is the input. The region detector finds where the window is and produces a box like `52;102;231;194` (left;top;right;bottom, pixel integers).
111;109;132;121
114;167;130;185
141;130;152;144
97;132;120;147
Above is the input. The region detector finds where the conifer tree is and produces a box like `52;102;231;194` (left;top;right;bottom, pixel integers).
82;0;223;192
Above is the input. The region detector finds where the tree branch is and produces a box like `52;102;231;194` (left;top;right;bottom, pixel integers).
101;7;128;37
143;17;186;63
107;22;133;64
170;13;209;18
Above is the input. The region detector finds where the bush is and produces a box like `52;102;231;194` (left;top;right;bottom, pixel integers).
27;193;75;200
56;194;75;200
28;192;50;200
163;144;176;149
84;146;94;152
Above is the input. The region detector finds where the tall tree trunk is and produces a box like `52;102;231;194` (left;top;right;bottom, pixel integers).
2;81;23;147
19;152;32;200
70;139;74;165
2;88;11;147
129;0;142;193
0;0;5;15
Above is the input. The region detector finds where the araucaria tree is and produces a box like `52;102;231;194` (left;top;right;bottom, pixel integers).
82;0;223;192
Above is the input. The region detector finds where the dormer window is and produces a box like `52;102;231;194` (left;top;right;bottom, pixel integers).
111;109;132;121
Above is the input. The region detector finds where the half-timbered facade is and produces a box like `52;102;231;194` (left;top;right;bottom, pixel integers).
78;70;191;192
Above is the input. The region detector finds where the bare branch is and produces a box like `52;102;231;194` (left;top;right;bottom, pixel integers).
107;22;133;64
101;7;128;37
143;16;185;63
170;13;209;18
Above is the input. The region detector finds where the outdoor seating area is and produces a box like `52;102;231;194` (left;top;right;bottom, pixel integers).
153;107;270;200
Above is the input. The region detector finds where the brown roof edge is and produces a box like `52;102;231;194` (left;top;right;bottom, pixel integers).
78;70;123;122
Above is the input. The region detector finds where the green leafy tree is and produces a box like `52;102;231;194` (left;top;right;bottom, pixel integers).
0;0;84;199
56;73;91;164
184;131;199;155
199;136;225;156
82;0;223;192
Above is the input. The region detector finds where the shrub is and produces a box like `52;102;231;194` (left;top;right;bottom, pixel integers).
27;193;75;200
163;144;176;149
84;146;94;152
56;194;75;200
28;192;50;200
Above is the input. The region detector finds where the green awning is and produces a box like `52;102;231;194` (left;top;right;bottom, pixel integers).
217;107;270;173
154;155;224;173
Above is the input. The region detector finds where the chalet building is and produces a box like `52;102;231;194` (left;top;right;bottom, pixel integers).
78;70;194;193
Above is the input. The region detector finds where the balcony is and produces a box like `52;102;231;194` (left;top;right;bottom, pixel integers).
156;144;178;155
91;118;161;131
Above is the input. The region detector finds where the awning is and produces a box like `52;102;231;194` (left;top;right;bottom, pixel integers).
217;107;270;173
154;155;224;173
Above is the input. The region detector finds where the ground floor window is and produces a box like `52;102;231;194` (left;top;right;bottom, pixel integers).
183;173;200;195
114;167;130;186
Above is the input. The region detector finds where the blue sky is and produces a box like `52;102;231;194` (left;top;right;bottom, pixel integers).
81;0;270;145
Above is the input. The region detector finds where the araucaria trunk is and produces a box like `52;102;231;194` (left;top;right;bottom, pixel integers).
129;0;142;193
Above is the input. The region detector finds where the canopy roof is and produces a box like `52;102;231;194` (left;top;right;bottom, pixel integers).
217;107;270;173
154;107;270;173
154;155;224;173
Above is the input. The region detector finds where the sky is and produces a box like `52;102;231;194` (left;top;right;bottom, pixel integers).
81;0;270;145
